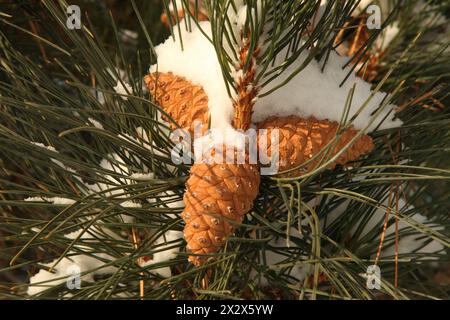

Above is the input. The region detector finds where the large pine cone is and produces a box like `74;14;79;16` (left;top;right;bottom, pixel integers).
182;147;260;266
257;116;374;175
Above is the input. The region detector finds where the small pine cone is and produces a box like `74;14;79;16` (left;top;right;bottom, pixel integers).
144;72;209;137
182;147;260;266
160;1;209;27
341;16;379;82
257;116;374;176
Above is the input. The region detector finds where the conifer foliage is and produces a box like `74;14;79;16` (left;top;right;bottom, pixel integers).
0;0;449;299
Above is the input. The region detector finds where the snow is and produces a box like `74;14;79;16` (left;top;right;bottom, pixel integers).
129;173;155;181
236;5;248;27
88;67;129;105
151;20;402;135
28;113;155;225
168;0;183;11
119;201;142;208
375;23;400;51
27;144;151;217
151;21;234;133
192;127;249;160
251;191;445;288
52;159;77;174
89;88;105;104
26;81;181;296
31;142;56;152
88;152;149;195
27;228;119;296
135;125;177;171
83;152;152;219
27;256;114;296
140;230;183;278
119;29;138;42
323;196;445;260
26;187;183;295
24;196;76;205
31;142;80;175
139;190;183;278
254;48;401;131
251;227;312;286
113;80;133;100
157;190;184;219
87;117;104;129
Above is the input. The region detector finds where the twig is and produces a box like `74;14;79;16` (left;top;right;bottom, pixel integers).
131;227;145;299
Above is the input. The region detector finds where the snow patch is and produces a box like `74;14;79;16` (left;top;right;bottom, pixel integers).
24;197;75;205
113;81;133;100
151;21;401;133
27;228;119;296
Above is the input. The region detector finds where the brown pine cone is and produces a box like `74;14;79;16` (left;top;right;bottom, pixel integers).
182;147;260;266
257;116;375;176
336;15;380;82
144;72;209;137
160;1;209;27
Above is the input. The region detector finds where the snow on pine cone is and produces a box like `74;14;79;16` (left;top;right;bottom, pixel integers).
182;147;260;266
145;72;375;177
257;116;375;176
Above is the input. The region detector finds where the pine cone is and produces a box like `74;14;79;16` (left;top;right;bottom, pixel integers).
144;72;209;137
182;147;260;266
336;15;380;82
257;116;374;176
160;1;208;27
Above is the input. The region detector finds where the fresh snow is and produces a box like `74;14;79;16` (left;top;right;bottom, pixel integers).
140;230;183;278
150;21;234;133
375;24;400;51
250;227;312;286
27;227;119;296
113;80;133;100
31;142;57;152
87;117;104;129
151;20;402;134
324;196;445;259
24;196;76;205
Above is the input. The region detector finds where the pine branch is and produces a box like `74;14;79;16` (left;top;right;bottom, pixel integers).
0;0;448;300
